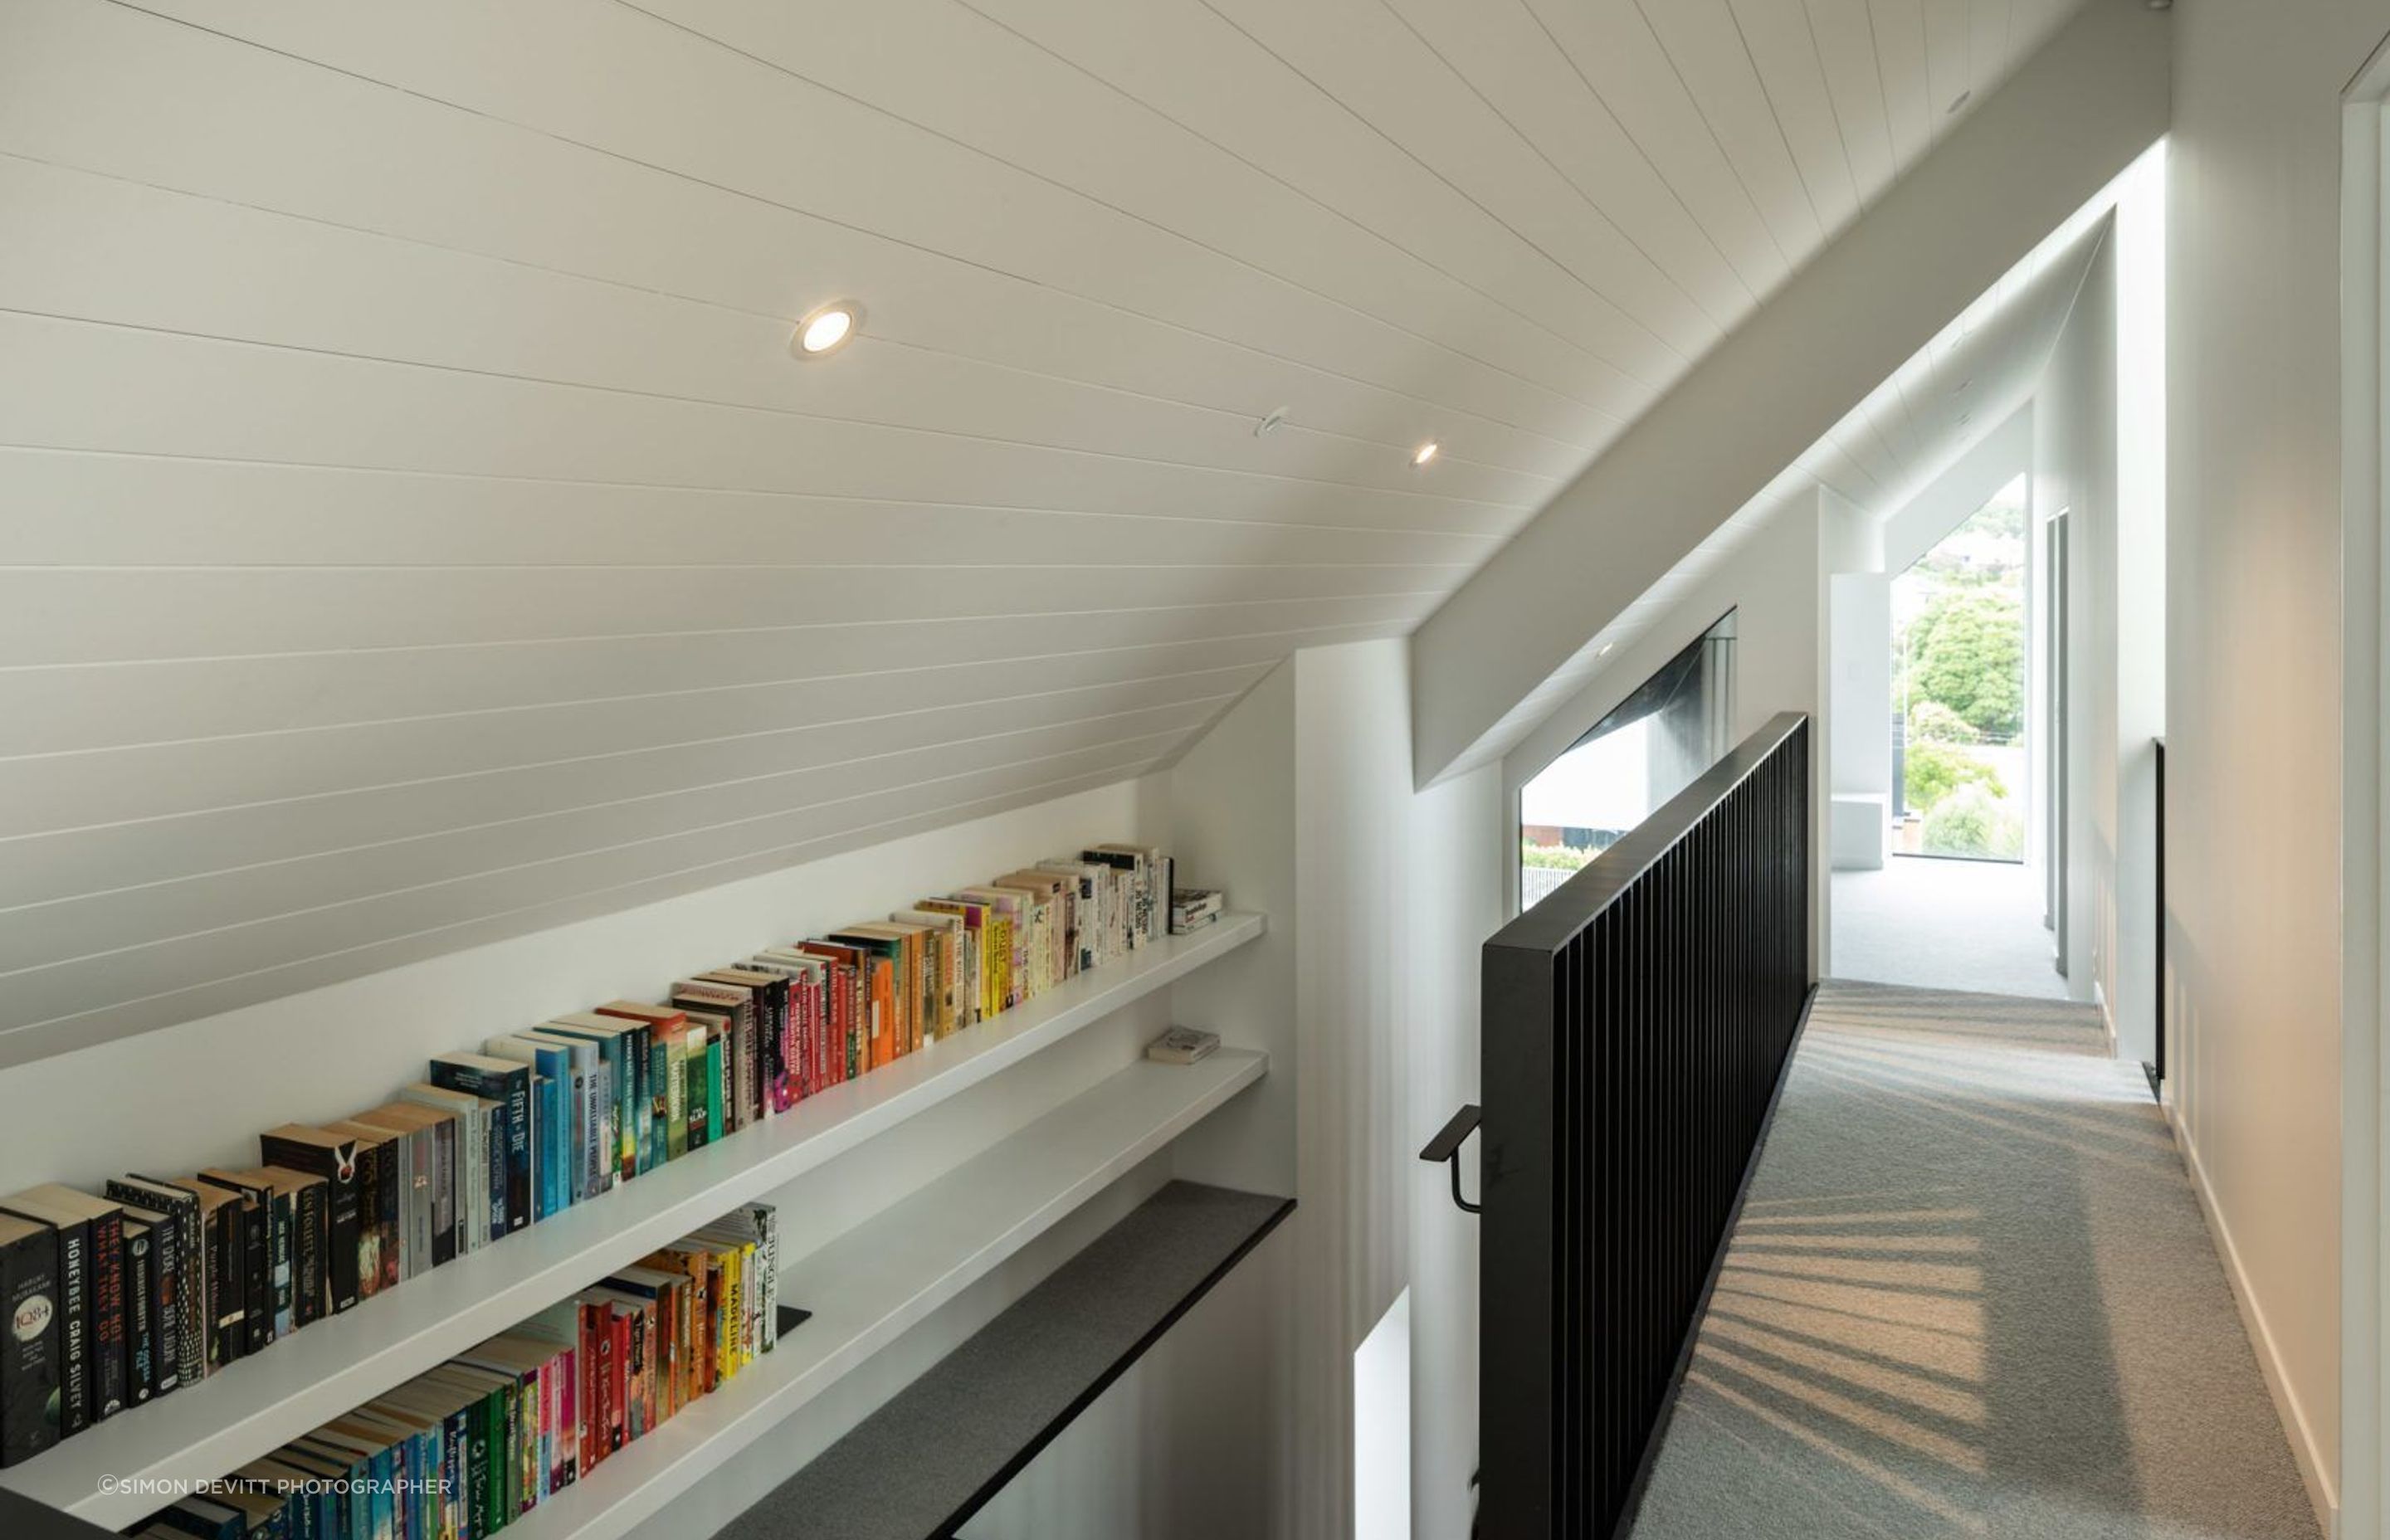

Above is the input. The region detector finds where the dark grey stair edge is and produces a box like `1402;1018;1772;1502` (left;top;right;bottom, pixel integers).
727;1181;1295;1540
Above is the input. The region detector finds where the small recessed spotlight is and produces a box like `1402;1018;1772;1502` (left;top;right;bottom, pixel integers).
1412;441;1441;468
793;300;863;358
1597;641;1615;658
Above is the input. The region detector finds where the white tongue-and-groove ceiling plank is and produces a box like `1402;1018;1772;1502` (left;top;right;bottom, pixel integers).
664;0;1704;388
1865;0;1939;176
1363;0;1755;331
1719;0;1865;237
1113;0;1711;368
0;565;1454;668
0;664;1267;841
0;748;1181;1065
1638;0;1832;258
0;162;1556;509
0;0;1595;467
0;616;1403;761
0;696;1236;925
1922;0;1973;119
1408;0;2166;786
1789;0;1898;210
0;451;1499;571
41;0;1624;436
1;724;1196;977
0;0;2106;1062
0;316;1517;537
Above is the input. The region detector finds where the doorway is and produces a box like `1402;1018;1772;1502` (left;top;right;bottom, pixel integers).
1890;474;2031;863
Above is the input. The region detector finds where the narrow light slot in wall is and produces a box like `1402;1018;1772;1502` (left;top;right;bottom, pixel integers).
793;300;863;358
1354;1289;1412;1540
1412;441;1440;468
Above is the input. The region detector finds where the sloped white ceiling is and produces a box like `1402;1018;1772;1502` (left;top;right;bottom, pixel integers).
0;0;2088;1061
1483;208;2110;768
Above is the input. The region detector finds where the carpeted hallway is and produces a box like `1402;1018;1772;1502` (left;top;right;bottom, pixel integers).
1632;982;2317;1540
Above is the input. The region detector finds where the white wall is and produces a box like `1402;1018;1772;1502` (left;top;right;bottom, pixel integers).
0;771;1318;1538
1169;642;1503;1539
1398;740;1501;1540
2166;5;2390;1529
1829;573;1892;805
2039;227;2124;1036
1882;406;2036;575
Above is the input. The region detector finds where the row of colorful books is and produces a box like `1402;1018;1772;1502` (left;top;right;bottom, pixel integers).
0;843;1188;1470
124;1204;778;1540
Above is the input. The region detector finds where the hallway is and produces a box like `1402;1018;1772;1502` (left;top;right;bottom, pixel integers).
1833;858;2069;1001
1632;981;2314;1540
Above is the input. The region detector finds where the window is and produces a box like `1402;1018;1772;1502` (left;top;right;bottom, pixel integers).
1519;612;1738;910
1893;475;2028;861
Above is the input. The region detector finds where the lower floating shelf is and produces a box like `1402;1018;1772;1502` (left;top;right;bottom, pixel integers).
494;1048;1269;1540
735;1181;1292;1540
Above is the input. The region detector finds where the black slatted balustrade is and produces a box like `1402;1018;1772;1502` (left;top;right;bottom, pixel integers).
1480;712;1812;1539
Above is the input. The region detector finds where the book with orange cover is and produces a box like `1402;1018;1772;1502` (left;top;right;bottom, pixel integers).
833;923;933;1055
892;909;970;1039
798;941;877;1074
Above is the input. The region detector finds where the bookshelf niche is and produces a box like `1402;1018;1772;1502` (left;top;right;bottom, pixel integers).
1;909;1270;1536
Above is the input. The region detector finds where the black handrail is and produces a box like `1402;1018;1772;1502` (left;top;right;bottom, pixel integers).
1478;711;1812;1540
1420;1103;1484;1215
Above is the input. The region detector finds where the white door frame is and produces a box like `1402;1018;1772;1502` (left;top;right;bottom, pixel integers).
2337;36;2390;1539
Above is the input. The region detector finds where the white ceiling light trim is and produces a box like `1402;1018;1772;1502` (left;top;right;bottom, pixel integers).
793;300;864;358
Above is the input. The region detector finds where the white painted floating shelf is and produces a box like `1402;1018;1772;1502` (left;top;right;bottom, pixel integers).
4;913;1266;1528
499;1048;1268;1540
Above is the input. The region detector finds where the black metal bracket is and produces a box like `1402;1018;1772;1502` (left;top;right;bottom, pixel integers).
1419;1103;1483;1215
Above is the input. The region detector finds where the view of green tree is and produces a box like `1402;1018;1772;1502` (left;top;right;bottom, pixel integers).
1921;783;2026;859
1520;842;1592;872
1901;587;2025;741
1905;699;1980;744
1905;740;2007;812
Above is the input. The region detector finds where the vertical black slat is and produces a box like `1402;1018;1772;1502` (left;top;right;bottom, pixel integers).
1607;899;1627;1519
1481;907;1558;1533
1565;928;1584;1536
1593;912;1612;1528
1479;714;1812;1540
1552;930;1569;1538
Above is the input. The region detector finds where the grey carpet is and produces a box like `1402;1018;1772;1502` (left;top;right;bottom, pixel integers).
729;1181;1288;1540
1633;981;2318;1540
1832;860;2070;1001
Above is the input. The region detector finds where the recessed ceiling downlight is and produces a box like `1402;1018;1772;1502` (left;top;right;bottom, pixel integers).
1412;441;1440;467
794;300;863;358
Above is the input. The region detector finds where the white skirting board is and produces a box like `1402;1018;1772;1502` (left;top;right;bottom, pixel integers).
2173;1118;2339;1537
